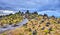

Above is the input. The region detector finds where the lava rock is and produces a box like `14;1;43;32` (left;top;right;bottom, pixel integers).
46;22;50;27
41;27;45;30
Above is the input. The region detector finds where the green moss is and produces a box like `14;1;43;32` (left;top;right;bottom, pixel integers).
44;29;49;33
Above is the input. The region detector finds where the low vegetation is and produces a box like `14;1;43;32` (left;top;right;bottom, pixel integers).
0;11;23;27
0;10;60;35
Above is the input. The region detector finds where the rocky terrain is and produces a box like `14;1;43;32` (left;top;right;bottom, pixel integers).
0;11;60;35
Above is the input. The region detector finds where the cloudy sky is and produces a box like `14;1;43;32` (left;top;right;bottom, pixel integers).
0;0;60;17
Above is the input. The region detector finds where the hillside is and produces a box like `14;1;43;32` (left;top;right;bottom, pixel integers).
0;12;23;28
0;11;60;35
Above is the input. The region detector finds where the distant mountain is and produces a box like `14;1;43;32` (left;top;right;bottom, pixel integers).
38;10;60;17
0;10;16;16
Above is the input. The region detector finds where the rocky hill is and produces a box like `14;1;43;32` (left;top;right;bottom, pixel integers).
0;11;60;35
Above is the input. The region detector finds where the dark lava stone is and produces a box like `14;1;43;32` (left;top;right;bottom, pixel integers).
12;24;19;27
33;30;37;35
46;22;50;27
48;27;52;31
46;24;49;27
41;27;45;30
2;26;7;28
41;20;44;23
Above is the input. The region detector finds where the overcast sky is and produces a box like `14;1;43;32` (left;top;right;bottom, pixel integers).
0;0;60;11
0;0;60;17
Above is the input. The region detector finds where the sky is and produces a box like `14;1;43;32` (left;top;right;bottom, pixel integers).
0;0;60;17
